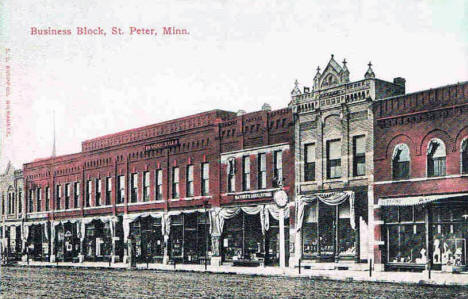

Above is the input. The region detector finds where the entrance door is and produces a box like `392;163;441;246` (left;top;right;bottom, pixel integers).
319;203;335;260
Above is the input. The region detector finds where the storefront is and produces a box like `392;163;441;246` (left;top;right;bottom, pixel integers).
129;215;164;263
169;211;210;264
1;223;22;261
379;193;468;272
296;191;364;263
25;222;49;261
54;221;80;262
81;217;115;262
211;204;289;267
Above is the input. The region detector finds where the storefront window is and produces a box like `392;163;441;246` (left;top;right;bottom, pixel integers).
222;212;264;263
338;202;355;256
384;206;426;264
303;201;318;256
302;200;355;259
431;203;467;268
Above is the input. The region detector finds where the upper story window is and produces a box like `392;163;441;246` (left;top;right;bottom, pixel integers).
155;170;163;200
65;183;71;209
201;163;209;196
18;190;22;213
461;138;468;174
73;182;79;208
2;192;5;215
36;188;41;212
105;178;112;205
142;172;150;202
172;167;180;198
353;136;366;177
227;159;236;192
304;144;316;182
8;191;15;214
117;175;125;204
242;156;250;191
28;190;33;212
258;153;267;189
186;165;194;197
392;144;410;180
86;180;91;207
56;185;62;210
130;173;138;203
95;179;101;206
327;140;342;179
273;151;283;187
427;139;446;177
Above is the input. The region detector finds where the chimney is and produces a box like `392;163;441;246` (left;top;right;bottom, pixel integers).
261;103;271;111
393;77;406;93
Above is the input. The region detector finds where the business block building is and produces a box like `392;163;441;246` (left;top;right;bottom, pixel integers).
288;55;405;269
373;82;468;272
1;55;466;273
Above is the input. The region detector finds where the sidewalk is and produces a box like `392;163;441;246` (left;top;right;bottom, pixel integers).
16;261;468;286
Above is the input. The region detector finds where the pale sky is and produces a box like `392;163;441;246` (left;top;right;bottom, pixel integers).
0;0;466;169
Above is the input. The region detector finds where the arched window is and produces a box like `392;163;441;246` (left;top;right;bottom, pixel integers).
427;138;446;177
392;144;410;180
461;138;468;174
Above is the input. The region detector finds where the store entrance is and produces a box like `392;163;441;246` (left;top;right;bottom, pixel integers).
319;204;335;259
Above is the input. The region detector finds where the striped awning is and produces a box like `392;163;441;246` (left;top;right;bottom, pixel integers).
378;192;468;207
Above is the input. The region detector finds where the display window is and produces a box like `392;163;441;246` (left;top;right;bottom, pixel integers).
302;200;355;259
169;213;210;264
431;203;467;268
222;212;264;264
383;200;467;268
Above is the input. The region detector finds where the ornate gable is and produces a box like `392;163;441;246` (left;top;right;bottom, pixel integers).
314;54;350;90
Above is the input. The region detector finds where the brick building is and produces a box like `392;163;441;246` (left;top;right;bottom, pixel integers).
289;55;405;269
373;82;468;272
21;107;295;267
0;162;23;262
214;105;294;267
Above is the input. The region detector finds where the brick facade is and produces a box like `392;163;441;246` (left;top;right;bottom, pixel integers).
373;82;468;271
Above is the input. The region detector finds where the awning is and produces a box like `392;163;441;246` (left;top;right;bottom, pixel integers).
378;192;468;207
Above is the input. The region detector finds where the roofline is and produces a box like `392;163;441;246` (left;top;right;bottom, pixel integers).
374;81;468;103
82;109;235;144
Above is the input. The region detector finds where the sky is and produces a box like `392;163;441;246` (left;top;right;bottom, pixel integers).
0;0;466;169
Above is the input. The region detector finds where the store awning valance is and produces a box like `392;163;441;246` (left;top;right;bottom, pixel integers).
378;192;468;207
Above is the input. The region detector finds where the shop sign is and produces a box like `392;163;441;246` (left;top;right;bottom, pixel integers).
65;230;72;238
144;139;179;151
234;191;273;200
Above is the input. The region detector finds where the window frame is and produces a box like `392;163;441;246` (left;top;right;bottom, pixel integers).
143;171;150;202
273;150;283;187
201;163;209;196
326;139;342;179
186;165;194;197
242;156;250;191
172;167;180;199
427;138;446;177
258;153;267;189
352;135;366;177
155;169;163;201
304;143;316;182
